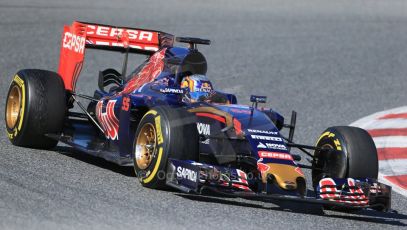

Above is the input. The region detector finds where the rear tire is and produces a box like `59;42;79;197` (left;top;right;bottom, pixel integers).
133;106;198;189
5;69;66;149
312;126;378;187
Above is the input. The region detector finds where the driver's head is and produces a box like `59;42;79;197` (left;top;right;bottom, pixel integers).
181;74;213;102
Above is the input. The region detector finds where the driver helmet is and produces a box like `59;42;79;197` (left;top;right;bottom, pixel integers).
181;74;213;102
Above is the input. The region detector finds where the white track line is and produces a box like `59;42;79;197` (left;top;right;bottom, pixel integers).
355;119;407;129
350;106;407;127
350;106;407;197
379;159;407;175
378;174;407;197
373;136;407;148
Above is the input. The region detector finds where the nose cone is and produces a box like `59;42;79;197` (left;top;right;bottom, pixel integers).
258;163;305;190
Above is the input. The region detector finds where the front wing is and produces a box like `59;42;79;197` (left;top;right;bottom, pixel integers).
166;158;392;212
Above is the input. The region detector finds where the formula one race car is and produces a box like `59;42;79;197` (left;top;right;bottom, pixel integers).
5;21;392;212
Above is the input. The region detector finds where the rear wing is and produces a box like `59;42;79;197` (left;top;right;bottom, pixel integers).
58;21;174;91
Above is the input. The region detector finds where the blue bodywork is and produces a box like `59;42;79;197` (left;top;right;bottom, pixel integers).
58;45;391;211
63;46;286;166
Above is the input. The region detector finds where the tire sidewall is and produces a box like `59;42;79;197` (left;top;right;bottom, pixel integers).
133;106;199;188
133;109;169;187
313;128;348;182
5;74;29;144
313;126;378;187
5;69;66;148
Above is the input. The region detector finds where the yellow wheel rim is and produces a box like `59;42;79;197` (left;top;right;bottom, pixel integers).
6;85;22;129
135;123;157;170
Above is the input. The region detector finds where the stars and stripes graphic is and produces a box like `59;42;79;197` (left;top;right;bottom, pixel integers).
318;178;369;205
351;106;407;197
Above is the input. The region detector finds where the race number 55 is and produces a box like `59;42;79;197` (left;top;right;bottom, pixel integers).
122;96;130;111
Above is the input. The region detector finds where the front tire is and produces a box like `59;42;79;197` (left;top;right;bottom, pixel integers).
5;69;66;149
312;126;378;187
133;106;198;189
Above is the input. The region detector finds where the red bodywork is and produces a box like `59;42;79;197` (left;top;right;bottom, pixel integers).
58;21;172;92
122;48;166;94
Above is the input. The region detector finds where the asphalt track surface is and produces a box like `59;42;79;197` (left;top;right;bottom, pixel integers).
1;0;407;229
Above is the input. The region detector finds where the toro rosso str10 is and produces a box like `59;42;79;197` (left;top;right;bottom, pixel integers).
5;21;392;212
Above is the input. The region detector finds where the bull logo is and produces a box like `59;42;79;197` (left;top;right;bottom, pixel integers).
96;100;119;140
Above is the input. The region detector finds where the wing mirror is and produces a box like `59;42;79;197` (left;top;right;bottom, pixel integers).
250;95;267;108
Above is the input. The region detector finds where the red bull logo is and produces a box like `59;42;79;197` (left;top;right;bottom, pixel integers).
96;100;119;140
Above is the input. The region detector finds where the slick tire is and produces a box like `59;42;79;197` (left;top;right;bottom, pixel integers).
133;106;198;189
5;69;66;149
312;126;378;187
